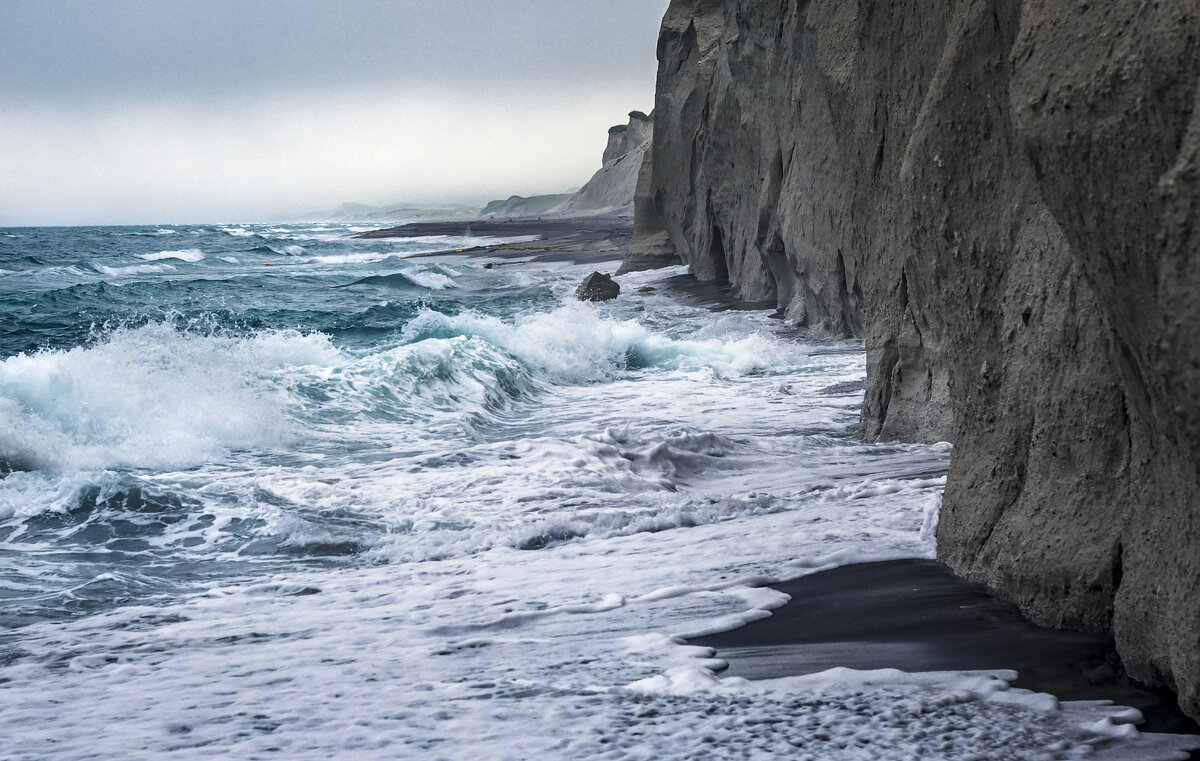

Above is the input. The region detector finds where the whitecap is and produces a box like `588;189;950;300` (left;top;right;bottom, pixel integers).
94;263;175;276
404;270;455;289
136;248;205;262
309;252;397;265
400;302;782;384
0;322;341;472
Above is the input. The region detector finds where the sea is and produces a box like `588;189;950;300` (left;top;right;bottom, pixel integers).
0;223;1190;760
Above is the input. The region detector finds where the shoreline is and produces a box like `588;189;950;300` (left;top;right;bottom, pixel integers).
352;216;1199;748
353;216;779;312
354;216;632;266
691;559;1199;740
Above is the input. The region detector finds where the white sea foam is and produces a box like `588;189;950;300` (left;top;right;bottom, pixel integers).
1;249;1191;761
5;467;1191;761
402;302;779;384
93;262;175;276
306;251;401;265
0;322;339;471
403;269;456;289
136;248;205;262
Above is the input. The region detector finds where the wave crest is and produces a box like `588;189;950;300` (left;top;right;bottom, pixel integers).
136;249;205;263
0;323;339;471
401;303;778;384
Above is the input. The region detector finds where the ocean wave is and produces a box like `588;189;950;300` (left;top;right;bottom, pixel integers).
0;322;339;471
345;268;456;290
240;243;309;258
313;252;405;266
225;424;750;562
287;335;532;421
92;262;176;277
136;249;205;263
0;305;783;508
400;303;780;384
0;469;194;525
392;234;540;250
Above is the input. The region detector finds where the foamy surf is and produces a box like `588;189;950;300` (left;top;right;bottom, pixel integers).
136;248;205;262
0;222;1186;761
0;322;334;471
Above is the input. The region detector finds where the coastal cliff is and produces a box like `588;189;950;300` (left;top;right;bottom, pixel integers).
633;0;1200;719
554;111;654;216
479;112;653;220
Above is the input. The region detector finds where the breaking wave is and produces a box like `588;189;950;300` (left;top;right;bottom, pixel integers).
0;306;778;478
0;323;337;471
136;249;205;262
400;303;780;383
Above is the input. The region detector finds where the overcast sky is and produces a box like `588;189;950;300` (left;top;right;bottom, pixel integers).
0;0;667;225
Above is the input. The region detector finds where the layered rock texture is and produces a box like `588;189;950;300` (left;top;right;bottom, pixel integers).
633;0;1200;719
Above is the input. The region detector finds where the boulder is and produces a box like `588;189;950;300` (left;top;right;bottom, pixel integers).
575;272;620;302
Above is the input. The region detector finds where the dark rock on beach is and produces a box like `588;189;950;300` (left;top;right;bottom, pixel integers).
636;0;1200;720
575;272;620;302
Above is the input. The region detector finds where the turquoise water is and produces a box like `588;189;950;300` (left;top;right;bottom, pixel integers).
0;223;555;626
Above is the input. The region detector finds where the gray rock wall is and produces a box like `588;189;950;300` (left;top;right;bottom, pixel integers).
634;0;1200;718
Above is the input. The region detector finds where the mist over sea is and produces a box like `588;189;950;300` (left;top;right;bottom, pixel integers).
2;223;1173;759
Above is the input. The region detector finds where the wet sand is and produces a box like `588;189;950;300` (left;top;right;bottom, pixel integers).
356;217;790;313
691;559;1199;737
355;217;631;266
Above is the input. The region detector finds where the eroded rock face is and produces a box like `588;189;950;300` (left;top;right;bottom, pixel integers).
620;140;683;273
634;0;1200;718
603;111;653;165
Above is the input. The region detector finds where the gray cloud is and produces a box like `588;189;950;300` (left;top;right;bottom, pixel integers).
0;0;667;225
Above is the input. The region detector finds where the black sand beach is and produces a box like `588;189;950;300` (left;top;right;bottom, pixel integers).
692;560;1199;737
